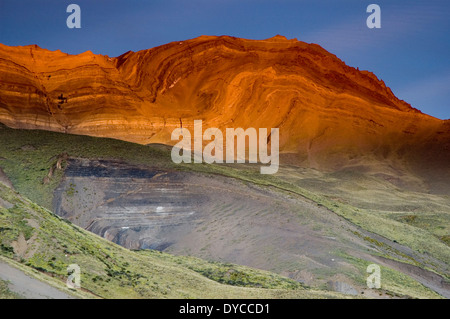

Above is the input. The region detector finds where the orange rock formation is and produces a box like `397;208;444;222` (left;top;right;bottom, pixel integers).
0;35;449;173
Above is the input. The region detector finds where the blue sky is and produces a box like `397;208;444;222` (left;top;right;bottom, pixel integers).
0;0;449;119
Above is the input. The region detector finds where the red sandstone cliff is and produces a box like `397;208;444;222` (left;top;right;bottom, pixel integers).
0;35;449;175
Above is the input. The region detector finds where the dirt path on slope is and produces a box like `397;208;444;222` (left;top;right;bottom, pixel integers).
0;261;76;299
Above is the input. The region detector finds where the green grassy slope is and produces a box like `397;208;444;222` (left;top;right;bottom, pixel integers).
0;182;349;299
0;124;175;209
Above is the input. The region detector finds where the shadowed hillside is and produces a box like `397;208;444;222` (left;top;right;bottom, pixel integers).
0;37;449;178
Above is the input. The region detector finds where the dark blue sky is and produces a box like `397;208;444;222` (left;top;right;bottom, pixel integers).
1;0;449;119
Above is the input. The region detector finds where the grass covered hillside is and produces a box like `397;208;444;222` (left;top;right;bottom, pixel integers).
0;124;448;298
0;182;350;299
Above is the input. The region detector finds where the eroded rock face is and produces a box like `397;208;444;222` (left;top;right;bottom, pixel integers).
52;158;388;289
0;36;449;172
